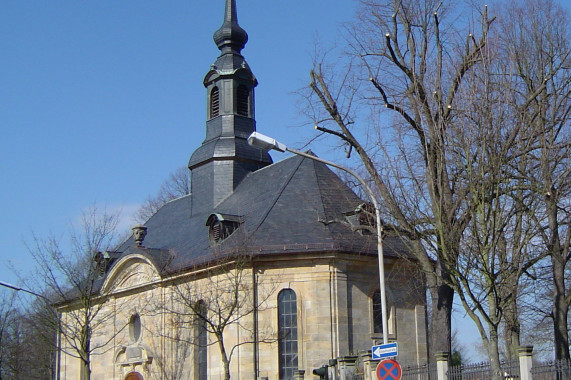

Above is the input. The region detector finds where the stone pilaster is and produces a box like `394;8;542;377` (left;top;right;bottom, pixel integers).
337;355;358;380
435;351;450;380
518;346;533;380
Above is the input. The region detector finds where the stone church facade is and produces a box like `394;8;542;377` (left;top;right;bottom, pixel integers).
56;1;428;379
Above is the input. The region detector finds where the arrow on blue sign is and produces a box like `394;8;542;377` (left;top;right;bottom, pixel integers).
372;342;398;359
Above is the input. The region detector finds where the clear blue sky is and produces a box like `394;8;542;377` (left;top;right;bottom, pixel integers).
1;1;357;284
1;0;569;361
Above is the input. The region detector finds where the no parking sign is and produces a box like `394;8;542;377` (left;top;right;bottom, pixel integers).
376;359;402;380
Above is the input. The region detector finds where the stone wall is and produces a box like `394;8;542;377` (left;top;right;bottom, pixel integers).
57;252;427;379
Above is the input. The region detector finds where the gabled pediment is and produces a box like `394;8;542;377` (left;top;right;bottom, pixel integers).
102;254;161;294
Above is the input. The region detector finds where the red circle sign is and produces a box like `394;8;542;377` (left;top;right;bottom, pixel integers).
376;359;402;380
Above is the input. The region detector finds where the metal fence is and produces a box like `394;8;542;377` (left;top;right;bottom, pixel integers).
347;357;571;380
447;360;520;379
531;359;571;380
401;362;437;380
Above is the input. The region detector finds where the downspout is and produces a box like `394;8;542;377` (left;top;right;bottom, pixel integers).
329;266;335;360
55;311;61;380
252;264;259;378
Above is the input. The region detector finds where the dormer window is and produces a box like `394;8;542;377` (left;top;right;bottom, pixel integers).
93;251;121;276
210;86;220;118
236;85;249;116
206;213;242;243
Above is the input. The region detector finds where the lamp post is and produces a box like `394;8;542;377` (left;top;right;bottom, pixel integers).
247;131;389;345
0;280;49;300
0;280;61;380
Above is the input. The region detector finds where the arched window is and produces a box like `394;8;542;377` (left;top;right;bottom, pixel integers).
278;289;298;379
372;289;383;334
210;86;220;118
236;85;249;116
195;301;207;380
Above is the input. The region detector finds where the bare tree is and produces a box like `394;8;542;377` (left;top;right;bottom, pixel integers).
497;0;571;361
26;206;124;380
150;252;277;380
306;0;494;357
453;156;541;372
14;306;58;379
135;166;191;223
0;288;59;379
0;291;18;380
305;0;570;367
433;16;558;370
146;312;193;380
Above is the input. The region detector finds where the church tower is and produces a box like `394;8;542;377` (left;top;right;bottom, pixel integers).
188;0;272;215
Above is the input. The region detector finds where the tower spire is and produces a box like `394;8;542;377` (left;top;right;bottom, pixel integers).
213;0;248;54
187;0;272;216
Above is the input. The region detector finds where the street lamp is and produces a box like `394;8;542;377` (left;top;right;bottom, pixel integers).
0;280;61;380
248;131;389;345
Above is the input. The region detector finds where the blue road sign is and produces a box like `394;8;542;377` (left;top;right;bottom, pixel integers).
372;342;398;360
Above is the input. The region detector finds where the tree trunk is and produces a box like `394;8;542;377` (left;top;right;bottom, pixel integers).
502;274;521;361
503;313;521;361
80;356;90;380
217;333;231;380
486;328;503;380
80;321;91;380
552;253;570;361
547;190;571;362
428;282;454;359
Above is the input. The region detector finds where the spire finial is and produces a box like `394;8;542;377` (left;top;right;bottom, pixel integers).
213;0;248;54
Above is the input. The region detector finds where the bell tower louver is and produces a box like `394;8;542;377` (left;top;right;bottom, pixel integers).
188;0;272;215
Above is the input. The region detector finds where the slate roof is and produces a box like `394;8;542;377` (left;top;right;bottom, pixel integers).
116;153;409;277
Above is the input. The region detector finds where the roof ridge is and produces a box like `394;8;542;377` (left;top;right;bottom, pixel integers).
245;153;299;174
163;193;191;206
311;159;338;238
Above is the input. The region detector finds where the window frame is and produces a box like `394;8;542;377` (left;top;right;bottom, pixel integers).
277;288;299;380
370;288;396;340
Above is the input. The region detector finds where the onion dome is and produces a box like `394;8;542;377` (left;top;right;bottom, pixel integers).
213;0;248;54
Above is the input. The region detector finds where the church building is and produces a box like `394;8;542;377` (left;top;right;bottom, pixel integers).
56;1;428;379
